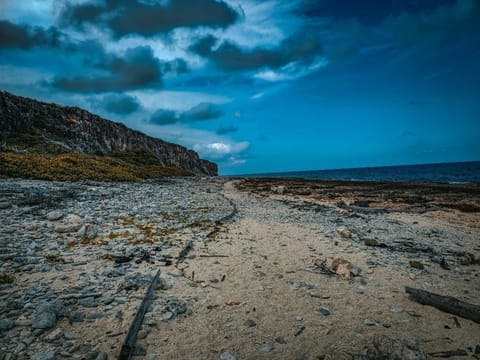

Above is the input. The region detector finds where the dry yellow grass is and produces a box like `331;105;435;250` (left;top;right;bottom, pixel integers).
0;152;192;181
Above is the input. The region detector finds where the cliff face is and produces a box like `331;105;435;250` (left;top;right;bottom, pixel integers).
0;91;217;176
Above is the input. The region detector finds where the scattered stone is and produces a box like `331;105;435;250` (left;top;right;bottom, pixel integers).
78;297;97;308
0;320;14;331
0;201;12;209
350;266;362;277
389;306;404;313
366;335;427;360
357;286;366;294
336;226;351;239
219;351;236;360
364;238;379;246
364;319;377;326
318;307;331;316
46;210;64;221
259;345;273;353
54;214;83;233
245;319;256;327
34;351;56;360
32;304;58;329
45;328;63;342
295;315;303;321
331;258;352;278
95;352;108;360
409;261;424;270
275;337;287;344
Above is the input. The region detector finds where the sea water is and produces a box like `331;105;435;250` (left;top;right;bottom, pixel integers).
248;161;480;183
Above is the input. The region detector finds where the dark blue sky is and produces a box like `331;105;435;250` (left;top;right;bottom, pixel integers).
1;0;479;174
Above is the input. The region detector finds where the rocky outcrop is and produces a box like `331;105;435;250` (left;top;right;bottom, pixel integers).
0;91;217;175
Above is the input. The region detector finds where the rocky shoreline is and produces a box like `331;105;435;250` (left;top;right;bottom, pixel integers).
0;177;479;359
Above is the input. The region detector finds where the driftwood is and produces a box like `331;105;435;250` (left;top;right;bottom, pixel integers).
118;270;160;360
405;286;480;324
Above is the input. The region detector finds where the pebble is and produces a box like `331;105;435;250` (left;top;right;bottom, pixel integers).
295;315;303;321
46;210;64;221
389;305;404;313
259;345;273;353
0;320;15;331
32;304;58;329
275;337;287;344
364;319;377;326
245;319;256;327
318;307;330;316
219;351;236;360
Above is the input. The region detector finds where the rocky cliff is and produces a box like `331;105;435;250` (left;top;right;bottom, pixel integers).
0;91;217;176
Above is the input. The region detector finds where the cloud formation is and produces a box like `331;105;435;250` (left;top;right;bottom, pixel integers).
100;93;141;114
52;46;163;92
0;20;62;49
150;109;178;125
193;141;249;160
190;33;323;72
181;102;223;121
59;0;239;38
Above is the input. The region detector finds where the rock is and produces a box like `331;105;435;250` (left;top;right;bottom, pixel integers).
45;328;63;342
46;210;64;221
54;214;83;233
389;306;404;313
0;202;12;209
366;335;427;360
76;224;98;240
245;319;256;327
318;307;331;316
409;261;424;270
275;337;287;344
219;351;236;360
336;226;352;238
357;286;366;294
78;297;97;308
364;238;379;246
0;320;14;331
34;351;55;360
331;258;352;278
350;266;362;277
364;319;377;326
32;304;57;329
259;345;273;353
95;352;108;360
475;344;480;354
295;315;303;321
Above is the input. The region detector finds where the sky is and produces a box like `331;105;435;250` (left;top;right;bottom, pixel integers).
1;0;479;175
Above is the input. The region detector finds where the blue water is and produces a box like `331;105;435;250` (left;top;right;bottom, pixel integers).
246;161;480;183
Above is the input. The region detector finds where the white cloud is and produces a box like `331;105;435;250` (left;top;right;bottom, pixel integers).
131;90;232;112
254;57;328;82
250;92;265;99
193;141;250;159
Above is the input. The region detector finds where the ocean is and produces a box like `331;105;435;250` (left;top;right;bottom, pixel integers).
245;161;480;183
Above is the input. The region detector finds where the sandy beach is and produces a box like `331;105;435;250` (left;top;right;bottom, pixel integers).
0;177;479;359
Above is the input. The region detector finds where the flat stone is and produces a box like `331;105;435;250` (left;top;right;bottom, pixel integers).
55;214;83;233
34;351;55;360
46;328;63;342
318;307;330;316
32;305;57;329
0;320;15;331
364;319;377;326
46;211;64;221
275;337;287;344
259;345;273;353
389;306;404;313
245;319;256;327
0;202;12;210
78;297;97;308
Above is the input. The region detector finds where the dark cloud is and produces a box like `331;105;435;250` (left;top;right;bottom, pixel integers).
52;46;163;92
0;21;63;49
181;102;223;121
190;34;322;71
150;109;178;125
216;125;238;135
161;58;189;75
60;0;239;38
101;94;140;114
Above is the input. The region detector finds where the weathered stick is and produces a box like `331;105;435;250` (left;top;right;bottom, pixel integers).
405;286;480;324
118;270;160;360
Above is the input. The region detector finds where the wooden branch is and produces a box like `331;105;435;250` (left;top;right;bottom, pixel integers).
118;270;160;360
405;286;480;324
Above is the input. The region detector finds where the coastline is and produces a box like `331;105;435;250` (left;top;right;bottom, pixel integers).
0;177;479;359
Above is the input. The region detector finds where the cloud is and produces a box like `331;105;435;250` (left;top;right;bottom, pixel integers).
181;102;223;121
51;46;163;92
59;0;239;38
193;141;250;160
384;0;480;43
150;109;178;125
100;93;141;114
190;33;323;72
0;20;63;49
216;125;238;135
